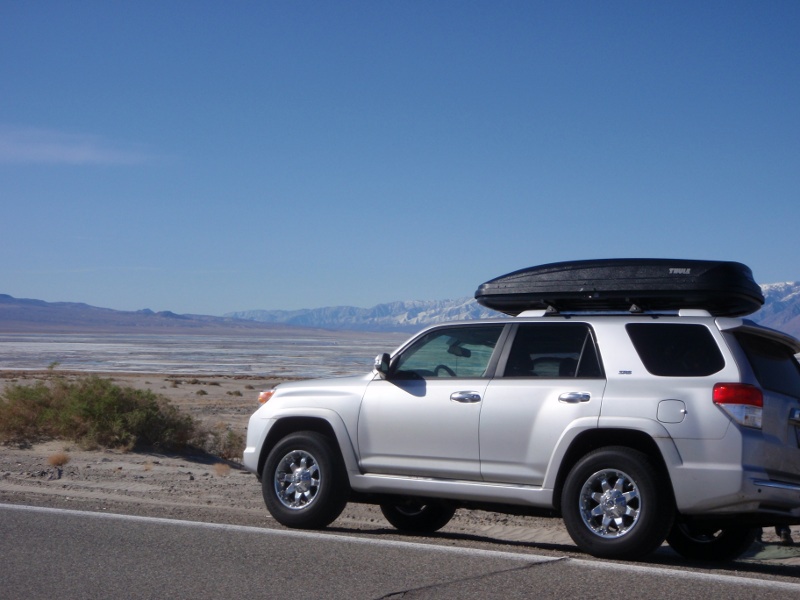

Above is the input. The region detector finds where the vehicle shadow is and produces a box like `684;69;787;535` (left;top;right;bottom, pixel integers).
324;523;800;578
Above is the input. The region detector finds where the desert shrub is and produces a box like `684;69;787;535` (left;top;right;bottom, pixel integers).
196;422;245;461
0;380;64;441
0;375;196;452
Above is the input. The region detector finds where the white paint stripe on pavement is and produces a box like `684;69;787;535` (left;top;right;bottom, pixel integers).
3;503;799;593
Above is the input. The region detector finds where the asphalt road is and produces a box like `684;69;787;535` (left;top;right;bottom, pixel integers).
2;504;800;600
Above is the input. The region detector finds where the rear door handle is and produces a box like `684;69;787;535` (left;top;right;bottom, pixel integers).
450;391;482;403
559;392;591;404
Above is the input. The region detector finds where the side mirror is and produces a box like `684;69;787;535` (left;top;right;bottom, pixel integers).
374;353;391;377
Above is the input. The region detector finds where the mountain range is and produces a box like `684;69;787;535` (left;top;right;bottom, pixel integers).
225;298;496;332
229;282;800;337
2;282;800;337
750;282;800;338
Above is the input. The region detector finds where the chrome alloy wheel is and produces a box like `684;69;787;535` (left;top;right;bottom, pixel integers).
273;449;321;510
578;468;641;538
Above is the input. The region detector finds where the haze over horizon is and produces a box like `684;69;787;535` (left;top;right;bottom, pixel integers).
3;3;799;316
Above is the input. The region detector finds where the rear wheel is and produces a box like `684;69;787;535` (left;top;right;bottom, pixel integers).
262;431;349;529
561;447;674;560
667;522;758;561
380;500;456;532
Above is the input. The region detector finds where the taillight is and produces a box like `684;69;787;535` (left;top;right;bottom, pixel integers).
258;389;275;405
713;383;763;428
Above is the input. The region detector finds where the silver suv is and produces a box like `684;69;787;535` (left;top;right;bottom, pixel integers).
243;264;800;561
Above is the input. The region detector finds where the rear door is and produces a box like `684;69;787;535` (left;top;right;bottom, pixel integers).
479;322;606;485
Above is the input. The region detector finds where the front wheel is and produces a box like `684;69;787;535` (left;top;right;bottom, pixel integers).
561;447;674;560
262;431;349;529
380;500;456;532
667;522;758;561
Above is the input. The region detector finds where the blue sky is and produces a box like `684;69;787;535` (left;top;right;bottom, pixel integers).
2;2;798;316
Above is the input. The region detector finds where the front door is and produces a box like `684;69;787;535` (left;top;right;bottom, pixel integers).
357;324;505;480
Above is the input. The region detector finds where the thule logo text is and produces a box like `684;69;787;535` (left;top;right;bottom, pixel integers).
669;268;692;275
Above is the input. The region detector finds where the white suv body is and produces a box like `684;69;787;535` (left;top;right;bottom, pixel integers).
244;309;800;561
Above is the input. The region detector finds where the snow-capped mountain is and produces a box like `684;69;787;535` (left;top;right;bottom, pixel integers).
750;282;800;337
227;282;800;336
227;298;499;332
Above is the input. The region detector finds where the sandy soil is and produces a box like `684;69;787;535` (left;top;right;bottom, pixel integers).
2;370;800;568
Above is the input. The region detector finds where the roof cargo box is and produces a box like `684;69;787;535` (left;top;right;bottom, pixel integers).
475;259;764;316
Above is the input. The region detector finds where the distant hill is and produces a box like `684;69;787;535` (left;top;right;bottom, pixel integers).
0;294;292;334
3;283;800;337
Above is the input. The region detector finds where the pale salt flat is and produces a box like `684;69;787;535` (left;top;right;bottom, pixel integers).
0;331;409;379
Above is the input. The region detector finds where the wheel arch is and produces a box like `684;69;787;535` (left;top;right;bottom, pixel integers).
257;413;358;479
551;428;677;512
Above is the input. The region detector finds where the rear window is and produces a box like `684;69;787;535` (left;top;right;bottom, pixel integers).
734;332;800;399
626;323;725;377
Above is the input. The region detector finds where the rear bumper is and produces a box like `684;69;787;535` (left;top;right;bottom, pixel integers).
672;464;800;521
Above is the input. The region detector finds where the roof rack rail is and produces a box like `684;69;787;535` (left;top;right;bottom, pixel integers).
515;307;714;318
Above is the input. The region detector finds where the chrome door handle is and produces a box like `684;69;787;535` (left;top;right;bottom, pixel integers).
450;391;482;403
559;392;591;404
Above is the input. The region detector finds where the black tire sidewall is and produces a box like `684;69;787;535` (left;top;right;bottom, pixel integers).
380;501;456;533
262;431;349;529
666;522;759;561
561;447;674;560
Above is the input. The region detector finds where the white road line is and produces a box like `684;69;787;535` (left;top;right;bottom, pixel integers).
3;503;799;592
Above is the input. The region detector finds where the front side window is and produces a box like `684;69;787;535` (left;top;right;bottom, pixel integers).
503;323;603;378
627;323;724;377
735;332;800;398
392;325;504;379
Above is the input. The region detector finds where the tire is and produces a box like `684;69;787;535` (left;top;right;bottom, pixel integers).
380;500;456;533
561;447;675;560
262;431;349;529
666;522;758;561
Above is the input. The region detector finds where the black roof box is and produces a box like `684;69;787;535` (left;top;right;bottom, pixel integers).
475;259;764;317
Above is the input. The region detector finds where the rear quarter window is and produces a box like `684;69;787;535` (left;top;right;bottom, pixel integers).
626;323;725;377
734;332;800;399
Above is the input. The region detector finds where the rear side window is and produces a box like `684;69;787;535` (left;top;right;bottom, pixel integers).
626;323;724;377
734;332;800;399
503;323;603;378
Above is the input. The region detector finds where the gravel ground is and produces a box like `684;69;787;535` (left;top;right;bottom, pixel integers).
2;370;799;567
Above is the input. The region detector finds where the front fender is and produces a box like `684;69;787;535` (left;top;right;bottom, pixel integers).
246;407;361;480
